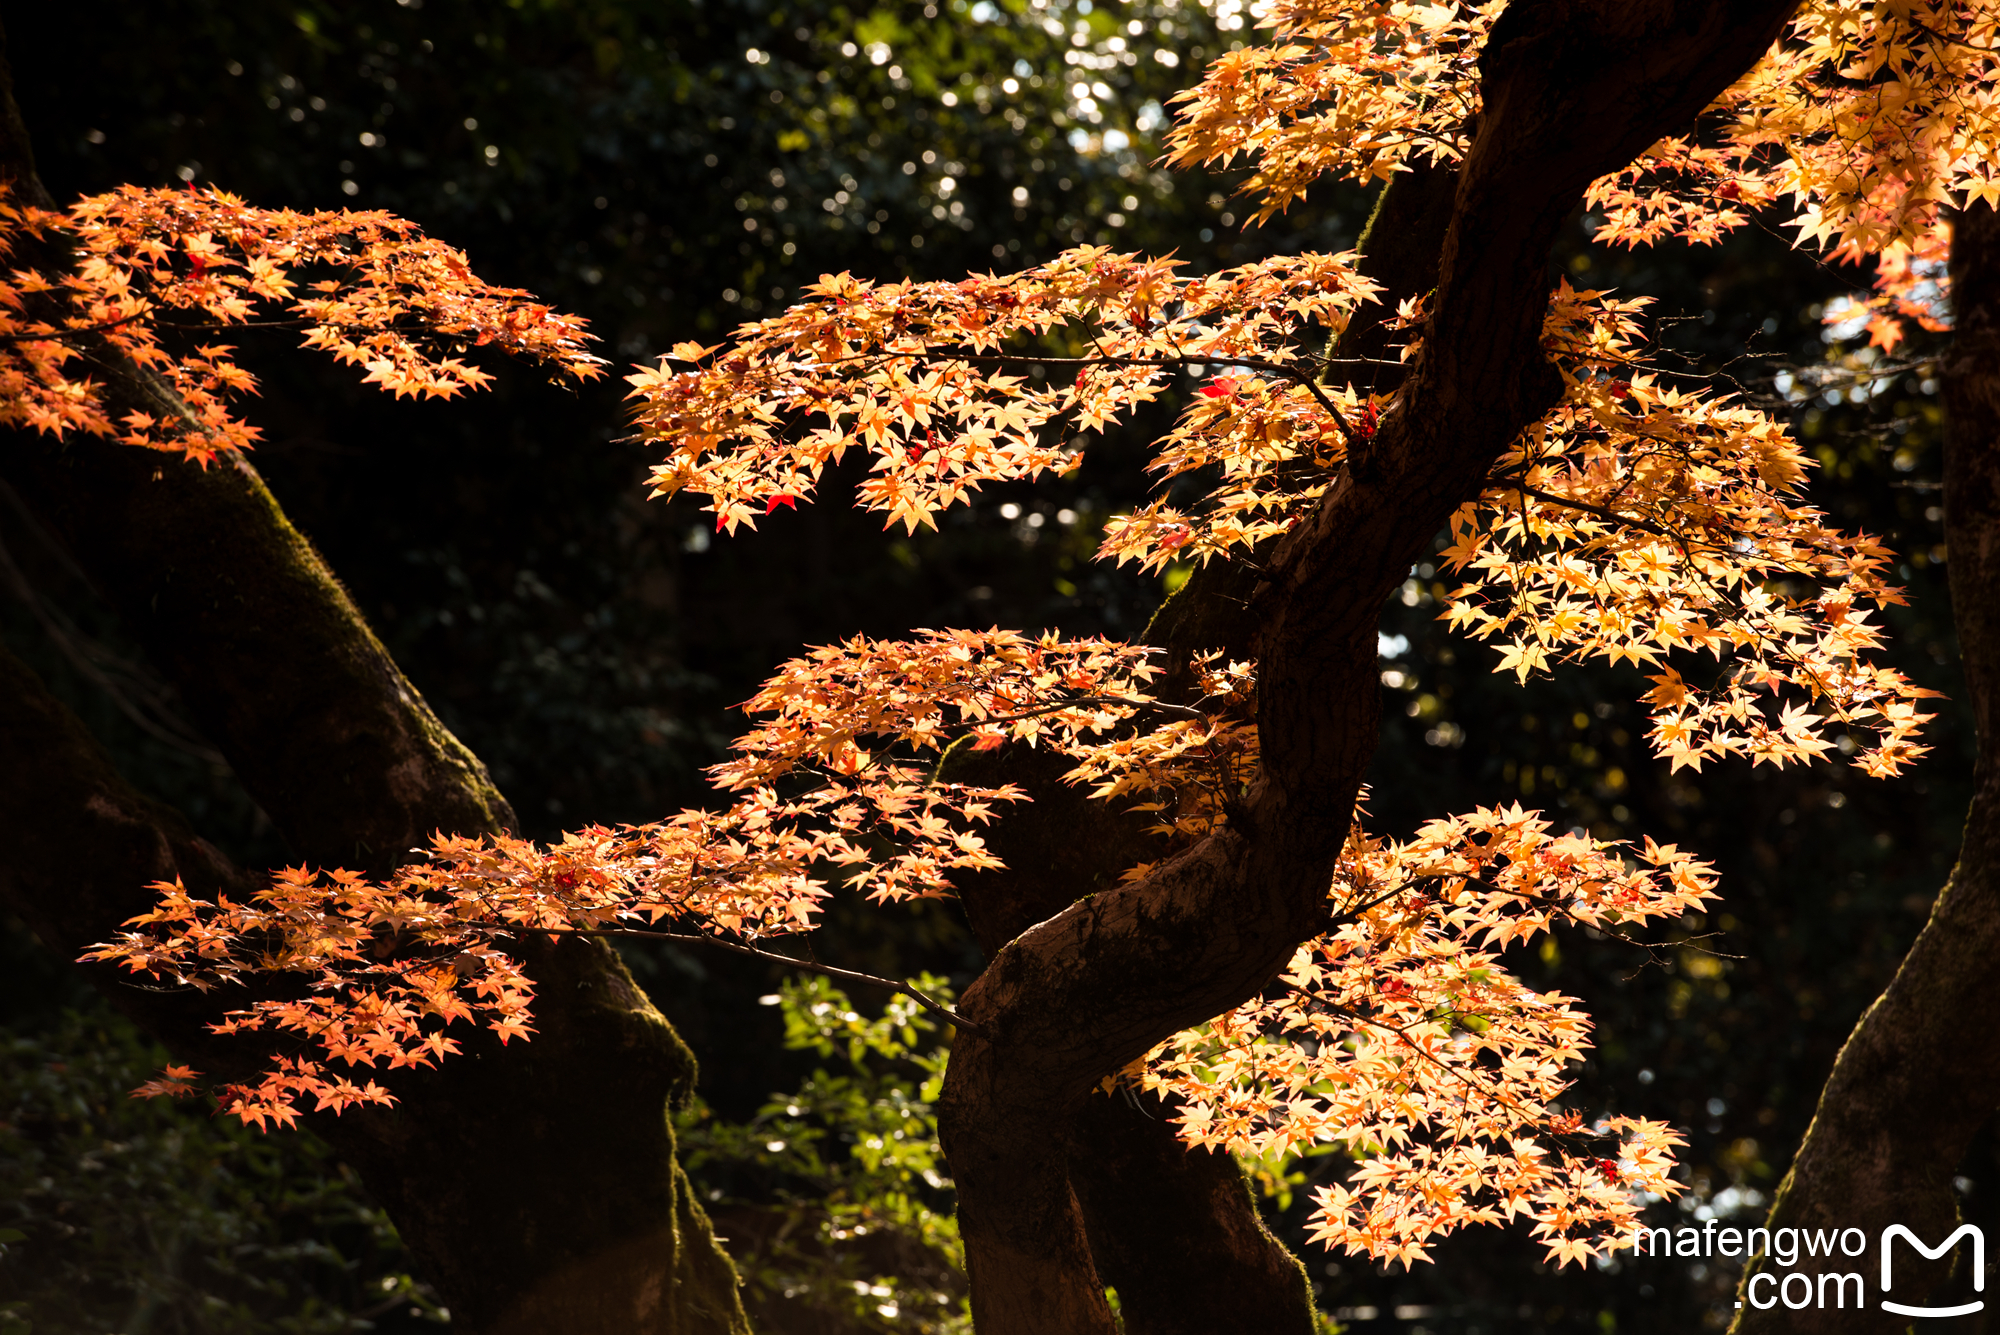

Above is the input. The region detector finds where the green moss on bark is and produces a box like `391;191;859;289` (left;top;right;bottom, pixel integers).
0;41;750;1321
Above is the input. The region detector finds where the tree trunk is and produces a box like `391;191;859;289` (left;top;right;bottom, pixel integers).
934;6;1797;1330
1727;203;2000;1333
943;741;1316;1334
1068;1089;1317;1335
926;149;1504;1335
0;25;750;1334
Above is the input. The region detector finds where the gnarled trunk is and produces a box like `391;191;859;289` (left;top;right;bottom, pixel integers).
943;741;1315;1334
934;6;1798;1330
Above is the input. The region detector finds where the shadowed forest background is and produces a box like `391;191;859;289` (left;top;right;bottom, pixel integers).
0;1;1983;1331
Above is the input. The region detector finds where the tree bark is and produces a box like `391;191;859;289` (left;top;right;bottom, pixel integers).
0;640;266;1069
0;26;750;1334
943;741;1316;1335
1726;203;2000;1333
926;154;1457;1335
1331;154;1459;392
935;5;1797;1331
932;170;1448;1294
0;641;751;1335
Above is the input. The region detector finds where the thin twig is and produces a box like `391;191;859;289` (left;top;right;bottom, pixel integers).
967;693;1203;729
1481;476;1682;544
466;920;983;1034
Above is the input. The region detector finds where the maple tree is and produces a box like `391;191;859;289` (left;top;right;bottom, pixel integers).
12;0;2000;1331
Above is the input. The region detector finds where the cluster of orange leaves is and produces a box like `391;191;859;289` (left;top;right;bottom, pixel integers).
1439;280;1939;777
1063;651;1261;855
0;184;602;462
1055;657;1712;1265
1144;805;1715;1266
72;0;1988;1272
634;241;1935;782
1168;0;1992;348
87;630;1169;1124
1586;0;1998;349
1162;0;1497;220
628;248;1377;538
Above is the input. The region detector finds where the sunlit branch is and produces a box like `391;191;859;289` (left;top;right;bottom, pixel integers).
966;693;1204;729
658;342;1386;442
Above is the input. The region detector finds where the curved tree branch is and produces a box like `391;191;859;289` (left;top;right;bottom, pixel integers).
934;6;1798;1331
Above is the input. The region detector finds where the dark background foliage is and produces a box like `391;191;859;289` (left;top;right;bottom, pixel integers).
0;1;1979;1331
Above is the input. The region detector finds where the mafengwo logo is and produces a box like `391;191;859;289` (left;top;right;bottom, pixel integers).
1633;1222;1985;1316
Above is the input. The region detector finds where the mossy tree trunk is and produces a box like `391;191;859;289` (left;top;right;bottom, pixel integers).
0;25;750;1335
1727;202;2000;1334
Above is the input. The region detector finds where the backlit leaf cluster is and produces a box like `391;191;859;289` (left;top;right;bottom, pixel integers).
0;185;602;463
1162;0;1497;220
628;248;1377;536
1439;281;1939;777
84;630;1163;1124
1587;1;1999;347
1144;806;1715;1266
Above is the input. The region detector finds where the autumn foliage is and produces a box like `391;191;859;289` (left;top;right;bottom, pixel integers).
58;0;2000;1276
1146;806;1716;1267
0;184;602;462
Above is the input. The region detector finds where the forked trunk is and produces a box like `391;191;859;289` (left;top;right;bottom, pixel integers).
937;9;1796;1327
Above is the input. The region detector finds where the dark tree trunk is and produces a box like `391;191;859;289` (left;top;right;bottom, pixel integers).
0;26;750;1335
943;741;1316;1335
1727;202;2000;1333
1067;1090;1317;1335
934;5;1798;1330
925;149;1491;1335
